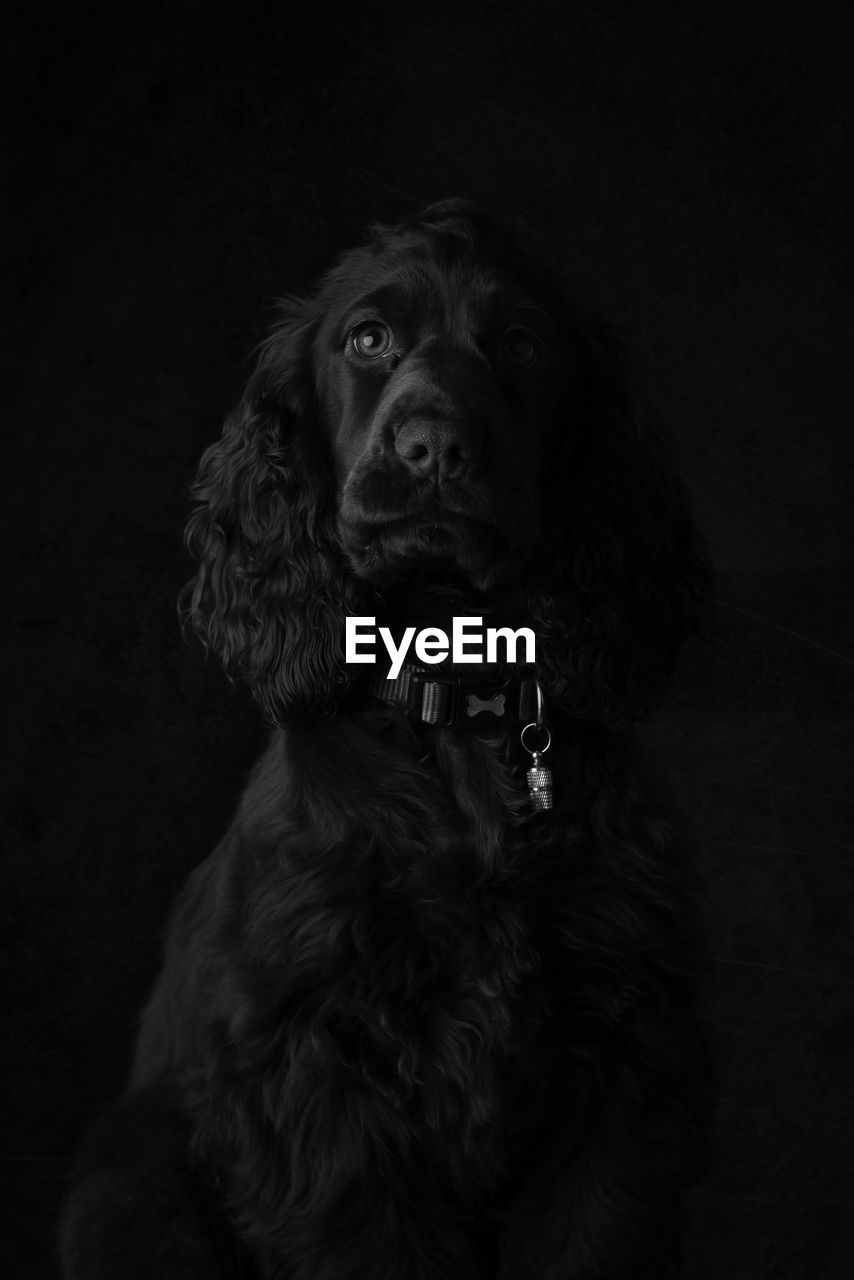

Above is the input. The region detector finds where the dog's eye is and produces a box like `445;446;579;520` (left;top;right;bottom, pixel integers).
502;329;539;369
351;322;393;360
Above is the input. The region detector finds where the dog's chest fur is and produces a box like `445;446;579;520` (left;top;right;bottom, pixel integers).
178;719;584;1221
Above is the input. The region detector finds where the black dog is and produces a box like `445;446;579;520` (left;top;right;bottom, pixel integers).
61;200;711;1279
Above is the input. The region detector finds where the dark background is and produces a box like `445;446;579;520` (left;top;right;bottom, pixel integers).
5;1;853;1276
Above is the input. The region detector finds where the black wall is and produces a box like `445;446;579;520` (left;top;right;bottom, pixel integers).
5;2;853;1275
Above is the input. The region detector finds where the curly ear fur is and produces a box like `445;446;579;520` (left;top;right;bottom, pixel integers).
532;325;711;728
179;301;361;724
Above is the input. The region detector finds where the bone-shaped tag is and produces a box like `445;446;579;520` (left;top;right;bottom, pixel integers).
465;693;506;718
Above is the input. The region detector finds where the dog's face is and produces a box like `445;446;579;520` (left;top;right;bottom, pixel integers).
182;199;709;725
308;224;568;591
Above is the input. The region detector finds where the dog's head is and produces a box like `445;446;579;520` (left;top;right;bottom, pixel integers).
181;199;710;725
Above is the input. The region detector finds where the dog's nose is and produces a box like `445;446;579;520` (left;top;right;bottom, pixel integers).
395;419;483;479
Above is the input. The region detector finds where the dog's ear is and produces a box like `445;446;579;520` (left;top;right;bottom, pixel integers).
534;325;712;728
179;299;357;724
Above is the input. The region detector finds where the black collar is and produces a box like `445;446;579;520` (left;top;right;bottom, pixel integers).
363;662;539;731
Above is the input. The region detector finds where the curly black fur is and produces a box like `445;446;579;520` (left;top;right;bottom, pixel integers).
61;200;712;1280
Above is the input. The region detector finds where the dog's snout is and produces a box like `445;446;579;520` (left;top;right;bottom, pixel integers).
395;419;483;479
